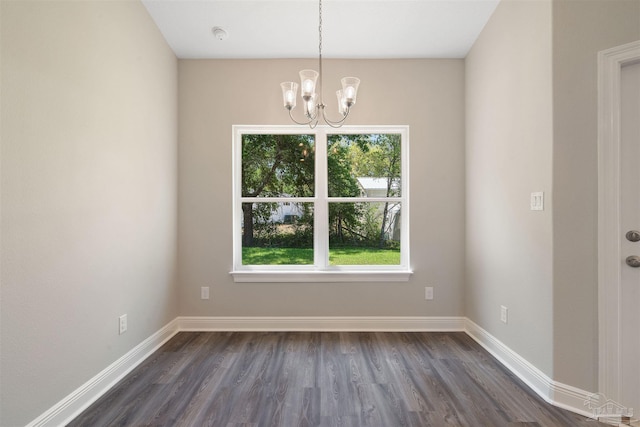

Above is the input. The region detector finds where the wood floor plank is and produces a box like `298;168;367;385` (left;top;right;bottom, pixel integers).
69;332;608;427
298;387;321;427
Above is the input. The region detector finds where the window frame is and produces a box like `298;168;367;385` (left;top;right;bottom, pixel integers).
231;125;412;282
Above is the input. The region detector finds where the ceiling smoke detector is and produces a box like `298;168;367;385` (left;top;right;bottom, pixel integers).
211;27;228;41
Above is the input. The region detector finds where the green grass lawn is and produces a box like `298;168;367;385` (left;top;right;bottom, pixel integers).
329;247;400;265
242;247;314;265
242;247;400;265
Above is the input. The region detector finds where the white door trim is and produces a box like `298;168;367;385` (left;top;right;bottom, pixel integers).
598;39;640;400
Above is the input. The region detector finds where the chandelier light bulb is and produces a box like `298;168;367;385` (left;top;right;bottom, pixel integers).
286;90;295;104
344;86;355;101
303;80;314;94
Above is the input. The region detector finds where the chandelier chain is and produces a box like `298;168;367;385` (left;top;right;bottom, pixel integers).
318;0;322;57
318;0;324;106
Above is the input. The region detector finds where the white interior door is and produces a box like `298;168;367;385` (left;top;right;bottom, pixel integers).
598;40;640;426
619;59;640;417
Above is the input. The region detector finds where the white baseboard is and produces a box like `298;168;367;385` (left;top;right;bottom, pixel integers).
29;315;598;426
27;318;180;427
464;318;595;419
177;315;466;332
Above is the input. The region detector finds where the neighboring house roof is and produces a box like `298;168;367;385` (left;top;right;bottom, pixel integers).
356;177;400;192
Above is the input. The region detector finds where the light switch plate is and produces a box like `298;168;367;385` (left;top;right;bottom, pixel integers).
530;192;544;211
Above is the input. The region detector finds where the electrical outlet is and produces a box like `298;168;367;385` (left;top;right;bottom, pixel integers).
425;287;434;300
500;305;508;324
119;314;127;335
201;286;210;300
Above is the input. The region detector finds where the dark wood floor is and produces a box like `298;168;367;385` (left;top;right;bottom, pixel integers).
69;332;606;427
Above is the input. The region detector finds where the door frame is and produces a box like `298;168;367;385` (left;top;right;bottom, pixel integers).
598;39;640;399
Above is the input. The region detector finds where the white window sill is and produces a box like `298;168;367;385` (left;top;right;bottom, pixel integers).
230;270;413;283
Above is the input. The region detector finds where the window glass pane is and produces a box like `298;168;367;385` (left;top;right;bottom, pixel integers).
242;134;314;197
328;202;401;265
241;202;313;265
328;134;401;198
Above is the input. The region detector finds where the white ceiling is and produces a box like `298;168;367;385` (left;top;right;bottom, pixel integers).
141;0;500;59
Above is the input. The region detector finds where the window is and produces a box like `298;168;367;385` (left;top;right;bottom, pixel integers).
231;126;411;282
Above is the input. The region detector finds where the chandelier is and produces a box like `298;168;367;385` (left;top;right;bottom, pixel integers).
280;0;360;128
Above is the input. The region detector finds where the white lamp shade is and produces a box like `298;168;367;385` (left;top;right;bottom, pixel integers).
299;69;319;101
280;82;298;110
341;77;360;106
304;93;317;118
336;90;347;116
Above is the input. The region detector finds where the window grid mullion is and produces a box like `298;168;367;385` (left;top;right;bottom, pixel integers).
327;197;403;203
240;197;316;203
314;130;329;269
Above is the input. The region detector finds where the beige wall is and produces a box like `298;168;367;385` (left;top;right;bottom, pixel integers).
0;1;178;425
552;0;640;391
465;0;554;375
178;59;466;317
